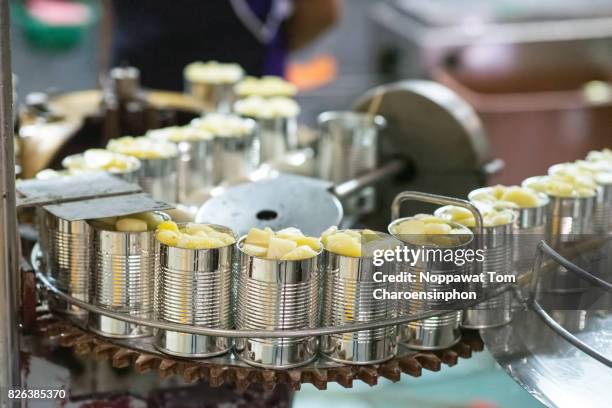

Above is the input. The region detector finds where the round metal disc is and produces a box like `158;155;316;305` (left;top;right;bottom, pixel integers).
195;174;343;237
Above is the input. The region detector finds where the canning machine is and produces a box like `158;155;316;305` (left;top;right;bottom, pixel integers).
1;3;612;408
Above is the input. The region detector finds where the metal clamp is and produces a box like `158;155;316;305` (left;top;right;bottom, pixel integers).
530;240;612;368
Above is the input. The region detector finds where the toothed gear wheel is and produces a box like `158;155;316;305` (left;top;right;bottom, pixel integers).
37;313;484;392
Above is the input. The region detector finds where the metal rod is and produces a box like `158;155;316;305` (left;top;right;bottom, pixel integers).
36;267;514;339
531;299;612;368
332;159;405;199
0;0;22;403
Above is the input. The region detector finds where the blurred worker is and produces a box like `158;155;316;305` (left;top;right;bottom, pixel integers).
101;0;341;90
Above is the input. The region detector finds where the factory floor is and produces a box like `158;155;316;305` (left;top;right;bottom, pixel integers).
9;2;544;407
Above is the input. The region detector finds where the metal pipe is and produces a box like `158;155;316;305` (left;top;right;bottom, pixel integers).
332;159;405;199
0;0;22;403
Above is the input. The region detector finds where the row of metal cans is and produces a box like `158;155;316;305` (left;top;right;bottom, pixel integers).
37;181;611;370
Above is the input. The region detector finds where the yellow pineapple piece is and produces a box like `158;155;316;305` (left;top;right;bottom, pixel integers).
424;223;452;235
280;245;318;261
242;243;267;257
115;218;148;232
500;186;539;208
294;235;321;251
320;226;338;246
266;237;298;259
158;220;179;232
245;227;274;246
395;219;426;235
325;232;361;257
156;230;179;246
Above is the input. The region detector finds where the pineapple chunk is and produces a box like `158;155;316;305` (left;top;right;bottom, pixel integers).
501;187;539;208
158;220;179;232
320;226;338;246
115;218;148;232
280;245;318;260
294;235;321;251
396;219;426;235
424;223;452;235
325;232;361;257
266;237;298;259
132;212;164;229
276;227;303;239
242;243;267;257
245;227;274;246
156;230;179;246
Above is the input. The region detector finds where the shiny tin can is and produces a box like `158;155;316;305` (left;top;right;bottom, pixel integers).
41;209;92;316
234;237;321;369
320;234;398;364
154;225;234;358
88;223;157;338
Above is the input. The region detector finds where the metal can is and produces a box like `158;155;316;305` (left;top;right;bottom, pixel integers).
389;192;482;350
464;217;514;329
468;187;550;277
253;116;298;164
61;151;142;184
174;139;215;204
234;237;321;369
41;209;92;316
594;183;612;234
154;225;234;358
137;156;179;204
186;82;236;114
522;177;597;331
389;217;472;349
212;132;257;185
88;222;157;338
318;111;386;215
320;233;398;365
434;205;514;329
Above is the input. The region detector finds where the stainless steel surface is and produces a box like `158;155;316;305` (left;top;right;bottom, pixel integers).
16;172;142;208
196;174;343;237
483;240;612;408
483;308;612;408
318;111;385;216
389;192;481;349
332;159;405;199
154;226;234;358
175;139;214;204
187;81;235;113
234;237;321;368
34;243;510;338
41;193;173;222
0;0;21;400
42;209;92;316
255;116;298;164
353;81;492;206
89;226;157;338
138;156;179;204
320;241;398;364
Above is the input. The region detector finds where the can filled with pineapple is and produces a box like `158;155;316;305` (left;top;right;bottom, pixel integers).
234;227;322;369
154;222;235;358
320;228;398;364
388;192;482;350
